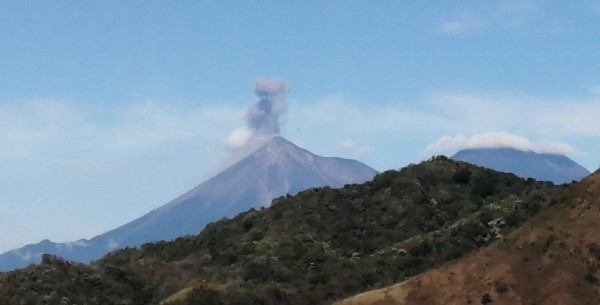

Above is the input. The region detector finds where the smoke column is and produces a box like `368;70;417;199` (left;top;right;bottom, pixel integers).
245;78;290;136
223;78;291;168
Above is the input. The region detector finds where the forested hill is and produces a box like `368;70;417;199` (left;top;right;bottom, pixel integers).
0;156;564;305
336;167;600;305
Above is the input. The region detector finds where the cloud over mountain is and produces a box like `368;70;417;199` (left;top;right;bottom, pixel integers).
425;132;578;156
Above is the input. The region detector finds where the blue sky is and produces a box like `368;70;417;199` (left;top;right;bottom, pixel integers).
1;0;599;252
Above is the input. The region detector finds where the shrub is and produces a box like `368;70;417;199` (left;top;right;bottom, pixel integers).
472;178;497;198
453;168;472;185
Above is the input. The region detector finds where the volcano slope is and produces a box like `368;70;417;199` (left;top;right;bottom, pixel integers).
0;157;565;305
335;170;600;305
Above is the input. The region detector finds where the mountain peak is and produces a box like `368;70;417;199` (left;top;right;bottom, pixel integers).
337;157;600;305
257;135;300;152
2;156;567;304
247;136;313;163
0;137;377;271
266;135;290;145
452;147;590;184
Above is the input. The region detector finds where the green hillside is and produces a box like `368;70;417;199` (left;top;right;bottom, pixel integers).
0;157;565;305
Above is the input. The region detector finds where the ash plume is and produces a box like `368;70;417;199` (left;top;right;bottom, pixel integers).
245;78;290;135
223;78;291;168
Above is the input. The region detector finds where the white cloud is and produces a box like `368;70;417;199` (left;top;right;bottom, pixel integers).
107;239;119;250
0;100;91;158
55;239;89;251
438;0;546;36
15;251;32;261
107;101;243;152
289;95;439;135
0;100;243;160
225;127;253;149
291;92;600;140
439;18;481;35
340;140;375;155
287;91;597;167
427;93;600;138
425;132;577;156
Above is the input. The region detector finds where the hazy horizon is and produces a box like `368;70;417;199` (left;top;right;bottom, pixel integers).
1;1;599;252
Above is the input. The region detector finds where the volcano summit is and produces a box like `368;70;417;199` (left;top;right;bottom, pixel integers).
0;78;378;271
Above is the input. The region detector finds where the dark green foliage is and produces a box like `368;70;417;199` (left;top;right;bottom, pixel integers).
0;157;562;305
453;167;472;185
472;177;497;198
179;287;223;305
371;170;396;188
0;254;153;305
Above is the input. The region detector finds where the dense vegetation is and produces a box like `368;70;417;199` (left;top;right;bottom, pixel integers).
336;167;600;305
0;157;565;305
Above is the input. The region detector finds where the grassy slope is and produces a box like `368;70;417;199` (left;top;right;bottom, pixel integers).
335;171;600;305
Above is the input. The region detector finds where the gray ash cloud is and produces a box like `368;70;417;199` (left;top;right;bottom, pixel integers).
245;78;290;135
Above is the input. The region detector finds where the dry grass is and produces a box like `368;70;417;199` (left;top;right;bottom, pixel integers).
161;286;196;304
336;174;600;305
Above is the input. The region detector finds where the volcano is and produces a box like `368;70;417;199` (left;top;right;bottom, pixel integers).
452;148;590;184
0;136;377;270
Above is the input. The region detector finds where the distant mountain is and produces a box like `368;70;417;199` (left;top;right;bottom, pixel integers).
0;157;562;305
335;168;600;305
0;136;377;271
452;148;590;184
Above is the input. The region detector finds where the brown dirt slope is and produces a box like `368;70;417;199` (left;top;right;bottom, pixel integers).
335;172;600;305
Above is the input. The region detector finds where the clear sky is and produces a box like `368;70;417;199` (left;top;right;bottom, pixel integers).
1;1;599;252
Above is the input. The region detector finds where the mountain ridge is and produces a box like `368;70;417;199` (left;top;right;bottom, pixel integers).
452;147;590;184
0;136;377;271
0;157;563;304
335;170;600;305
